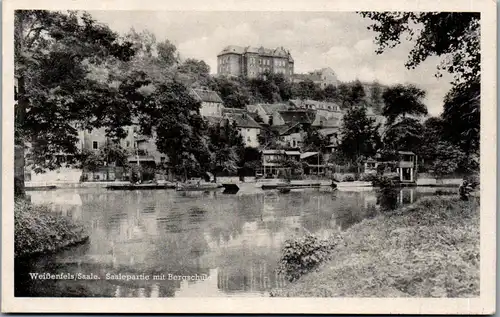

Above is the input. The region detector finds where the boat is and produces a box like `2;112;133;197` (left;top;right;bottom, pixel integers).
25;185;58;191
106;183;176;190
261;183;321;190
175;183;222;191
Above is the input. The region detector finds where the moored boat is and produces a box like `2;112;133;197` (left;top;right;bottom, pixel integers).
106;183;176;190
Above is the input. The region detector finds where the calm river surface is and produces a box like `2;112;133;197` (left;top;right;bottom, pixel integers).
16;186;454;297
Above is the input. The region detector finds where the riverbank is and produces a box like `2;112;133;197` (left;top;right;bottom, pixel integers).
14;199;89;258
271;196;479;297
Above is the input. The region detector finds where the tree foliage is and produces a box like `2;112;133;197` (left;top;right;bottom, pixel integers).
441;79;480;156
383;117;424;153
382;84;427;124
338;106;381;162
14;10;136;195
360;12;480;84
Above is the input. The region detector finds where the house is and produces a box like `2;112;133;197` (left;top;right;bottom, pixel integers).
292;67;339;88
289;99;343;122
251;103;291;125
222;108;263;148
261;149;300;177
191;88;225;117
272;109;316;126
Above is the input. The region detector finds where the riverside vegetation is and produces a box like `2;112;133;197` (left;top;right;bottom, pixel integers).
271;196;479;297
14;200;89;258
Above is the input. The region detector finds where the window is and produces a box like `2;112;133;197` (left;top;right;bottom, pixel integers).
126;141;130;147
161;156;166;163
92;141;98;149
247;128;250;132
247;136;251;142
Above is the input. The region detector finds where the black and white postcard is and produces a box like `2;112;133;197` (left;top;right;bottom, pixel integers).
2;0;496;314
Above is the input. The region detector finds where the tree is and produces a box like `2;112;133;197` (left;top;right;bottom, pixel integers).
141;81;210;181
210;76;253;108
205;120;246;181
383;117;424;153
336;83;352;109
302;129;330;152
292;79;318;100
99;141;129;167
360;12;480;84
338;106;381;163
14;10;135;196
381;84;428;124
369;82;384;114
350;80;367;106
441;79;480;157
176;58;211;86
323;84;338;102
258;128;281;149
430;142;467;181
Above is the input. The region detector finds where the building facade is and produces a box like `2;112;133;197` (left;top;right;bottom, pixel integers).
191;88;225;117
292;67;339;88
217;45;294;79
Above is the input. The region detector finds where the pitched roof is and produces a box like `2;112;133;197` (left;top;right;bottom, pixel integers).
191;89;223;103
224;111;263;129
222;107;246;114
318;128;340;136
277;110;316;126
259;103;290;115
301;152;319;159
290;99;341;112
246;104;259;113
218;45;293;59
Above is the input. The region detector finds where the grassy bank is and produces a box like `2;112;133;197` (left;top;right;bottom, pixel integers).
15;199;89;258
271;196;479;297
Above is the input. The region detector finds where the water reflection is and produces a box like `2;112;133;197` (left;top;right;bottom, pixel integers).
17;187;452;297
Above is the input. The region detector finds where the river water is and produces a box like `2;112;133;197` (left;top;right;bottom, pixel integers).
16;186;455;297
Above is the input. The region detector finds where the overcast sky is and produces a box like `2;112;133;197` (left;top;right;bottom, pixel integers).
89;11;454;116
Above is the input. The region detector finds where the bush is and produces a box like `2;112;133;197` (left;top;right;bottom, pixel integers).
372;174;399;188
360;173;378;182
14;199;88;258
277;234;340;282
344;175;355;182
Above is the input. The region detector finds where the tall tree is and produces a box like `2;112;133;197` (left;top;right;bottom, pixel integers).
141;81;210;181
336;83;352;109
383;117;424;153
14;10;135;196
441;79;480;157
206;122;242;182
381;84;428;124
350;80;367;106
360;12;480;161
338;106;381;163
323;84;338;102
302;129;331;152
369;82;384;114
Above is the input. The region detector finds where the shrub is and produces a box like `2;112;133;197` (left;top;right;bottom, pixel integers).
277;234;340;282
15;200;88;258
372;174;399;188
129;165;141;183
344;175;355;182
360;173;378;182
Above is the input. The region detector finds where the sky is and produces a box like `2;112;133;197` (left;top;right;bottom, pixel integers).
89;11;454;116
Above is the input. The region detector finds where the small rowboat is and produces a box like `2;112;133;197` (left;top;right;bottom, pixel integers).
107;184;175;190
